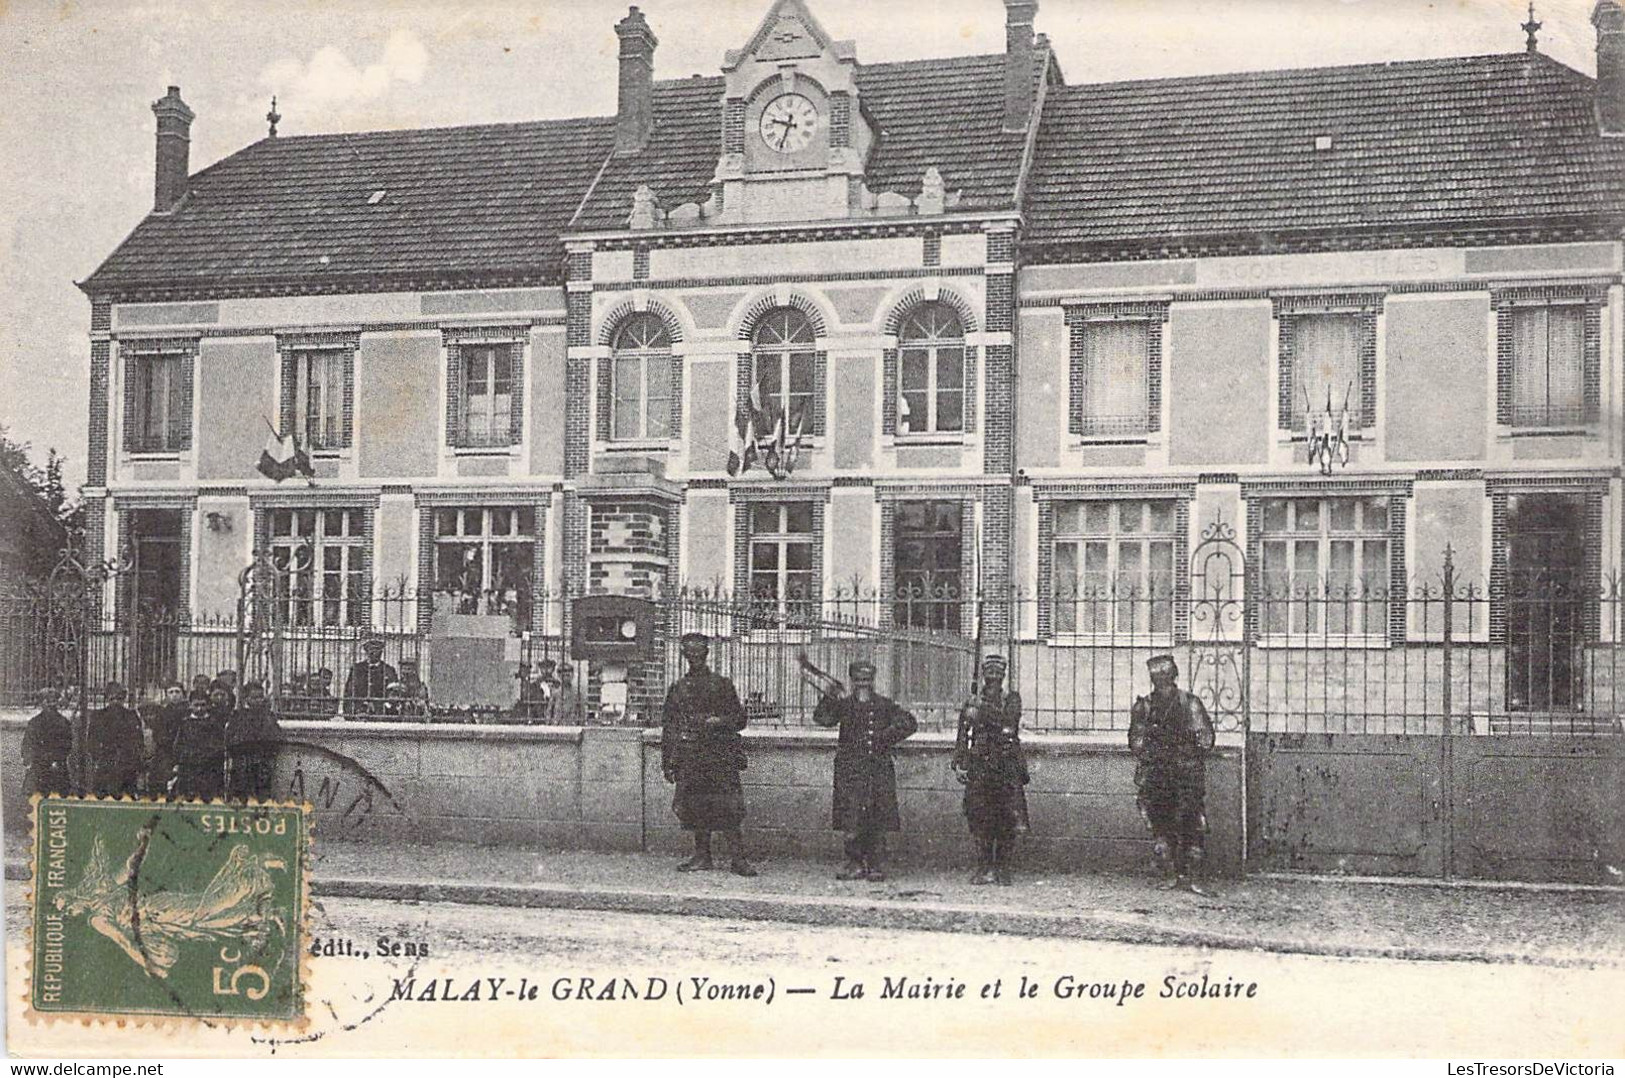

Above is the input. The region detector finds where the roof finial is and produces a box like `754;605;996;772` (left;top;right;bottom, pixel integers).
266;95;282;138
1522;2;1542;52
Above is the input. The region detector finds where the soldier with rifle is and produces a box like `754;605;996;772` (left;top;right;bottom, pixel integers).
804;654;918;882
1128;654;1216;893
953;651;1029;885
660;632;758;876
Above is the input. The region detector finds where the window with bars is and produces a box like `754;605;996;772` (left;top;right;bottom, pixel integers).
1077;320;1151;437
894;500;964;632
130;352;187;452
291;348;347;450
268;507;368;628
1052;500;1177;637
747;502;818;623
432;507;536;621
1510;304;1587;428
897;302;965;435
1259;497;1390;639
458;344;516;447
610;314;673;441
752;309;816;438
1285;313;1363;431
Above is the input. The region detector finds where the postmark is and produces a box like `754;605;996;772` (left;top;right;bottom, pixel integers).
29;795;310;1026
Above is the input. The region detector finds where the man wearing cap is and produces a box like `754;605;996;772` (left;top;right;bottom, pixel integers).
1129;654;1216;893
954;653;1029;885
86;682;145;797
344;636;398;719
227;680;283;801
812;659;918;882
661;632;757;876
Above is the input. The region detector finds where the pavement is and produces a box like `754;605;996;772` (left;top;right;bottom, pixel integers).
9;833;1621;969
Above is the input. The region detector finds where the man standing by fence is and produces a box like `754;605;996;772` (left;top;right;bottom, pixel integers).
344;636;397;719
227;680;283;801
1128;654;1216;894
661;632;757;877
954;653;1029;885
812;658;918;882
24;687;72;796
86;681;144;798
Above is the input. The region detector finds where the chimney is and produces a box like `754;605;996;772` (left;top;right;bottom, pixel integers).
614;6;658;155
1003;0;1039;132
1595;1;1625;135
151;86;195;213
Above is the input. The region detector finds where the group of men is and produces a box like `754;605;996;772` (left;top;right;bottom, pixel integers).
24;675;284;803
659;633;1216;891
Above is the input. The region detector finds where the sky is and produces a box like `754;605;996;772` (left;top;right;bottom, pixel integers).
0;0;1604;488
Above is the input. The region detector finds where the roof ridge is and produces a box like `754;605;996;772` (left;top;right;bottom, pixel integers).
1052;49;1582;95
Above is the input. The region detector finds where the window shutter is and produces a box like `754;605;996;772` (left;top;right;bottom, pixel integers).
1067;318;1086;436
341;349;355;448
279;350;298;439
170;353;192;451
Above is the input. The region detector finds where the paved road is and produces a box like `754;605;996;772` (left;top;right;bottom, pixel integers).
11;896;1624;1057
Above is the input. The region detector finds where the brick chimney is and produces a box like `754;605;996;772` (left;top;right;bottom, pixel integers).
1003;0;1038;132
151;86;195;213
614;6;658;155
1595;1;1625;135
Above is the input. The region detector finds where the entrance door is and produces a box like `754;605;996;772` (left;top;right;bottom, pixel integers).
1505;493;1585;712
893;501;963;632
130;509;184;692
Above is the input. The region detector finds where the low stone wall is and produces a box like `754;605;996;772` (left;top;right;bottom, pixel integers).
0;714;1242;875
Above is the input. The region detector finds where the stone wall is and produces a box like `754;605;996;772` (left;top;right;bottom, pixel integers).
0;715;1241;875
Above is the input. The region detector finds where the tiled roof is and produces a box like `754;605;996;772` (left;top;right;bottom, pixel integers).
568;53;1034;230
83;53;1034;296
1024;52;1625;258
82;114;618;296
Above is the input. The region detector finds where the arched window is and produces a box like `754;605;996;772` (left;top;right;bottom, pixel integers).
610;313;672;441
751;308;817;435
897;302;965;435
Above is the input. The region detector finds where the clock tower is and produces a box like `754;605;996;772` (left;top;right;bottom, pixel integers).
714;0;877;223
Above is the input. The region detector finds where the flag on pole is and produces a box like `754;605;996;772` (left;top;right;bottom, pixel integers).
257;418;314;483
727;406;759;477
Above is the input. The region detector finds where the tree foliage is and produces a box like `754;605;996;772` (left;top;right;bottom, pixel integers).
0;424;82;532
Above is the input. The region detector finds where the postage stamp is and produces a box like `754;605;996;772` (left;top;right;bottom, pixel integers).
29;796;310;1025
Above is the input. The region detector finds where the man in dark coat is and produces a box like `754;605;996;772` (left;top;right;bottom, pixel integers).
1128;654;1216;894
661;632;756;876
953;653;1029;885
24;687;73;796
812;658;917;881
226;680;283;802
86;682;144;797
344;637;398;719
148;683;189;795
170;694;228;800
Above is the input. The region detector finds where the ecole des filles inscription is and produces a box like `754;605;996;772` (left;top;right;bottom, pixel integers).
379;973;1260;1005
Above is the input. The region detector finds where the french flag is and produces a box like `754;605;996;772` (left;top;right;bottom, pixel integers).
257;419;314;483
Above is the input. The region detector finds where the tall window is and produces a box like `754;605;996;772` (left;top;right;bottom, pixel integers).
748;503;817;622
1286;314;1362;430
611;315;673;441
1510;304;1586;427
897;303;965;435
1078;320;1150;437
894;500;963;632
292;348;346;450
269;507;368;628
1053;500;1176;636
130;352;186;452
752;308;816;436
432;507;536;620
459;343;515;447
1259;497;1389;638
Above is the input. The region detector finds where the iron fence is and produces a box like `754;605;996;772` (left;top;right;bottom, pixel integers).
4;555;1624;736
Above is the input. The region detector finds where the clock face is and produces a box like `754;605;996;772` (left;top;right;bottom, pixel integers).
758;94;818;154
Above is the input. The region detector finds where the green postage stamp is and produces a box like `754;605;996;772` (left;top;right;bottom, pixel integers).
31;797;309;1025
